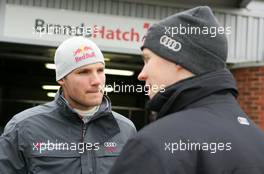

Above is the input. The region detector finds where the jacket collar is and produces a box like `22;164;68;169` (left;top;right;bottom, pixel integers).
55;88;112;118
54;89;120;143
147;68;238;119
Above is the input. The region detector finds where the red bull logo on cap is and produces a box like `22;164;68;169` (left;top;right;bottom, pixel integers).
73;45;96;63
73;45;92;56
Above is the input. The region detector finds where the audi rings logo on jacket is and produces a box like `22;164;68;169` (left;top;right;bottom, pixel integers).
104;142;117;148
159;35;182;52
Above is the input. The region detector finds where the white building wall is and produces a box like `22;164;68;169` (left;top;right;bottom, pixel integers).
4;0;264;63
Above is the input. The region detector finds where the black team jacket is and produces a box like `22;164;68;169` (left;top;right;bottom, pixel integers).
110;69;264;174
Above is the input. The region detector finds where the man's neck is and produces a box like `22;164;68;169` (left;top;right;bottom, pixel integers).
74;105;100;118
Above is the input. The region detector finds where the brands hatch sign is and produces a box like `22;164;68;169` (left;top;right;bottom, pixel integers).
1;4;156;54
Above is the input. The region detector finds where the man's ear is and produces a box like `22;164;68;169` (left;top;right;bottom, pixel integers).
175;64;183;72
177;65;196;78
175;64;195;76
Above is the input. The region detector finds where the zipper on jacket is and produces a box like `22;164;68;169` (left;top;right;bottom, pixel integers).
81;122;96;174
91;148;97;174
81;122;87;142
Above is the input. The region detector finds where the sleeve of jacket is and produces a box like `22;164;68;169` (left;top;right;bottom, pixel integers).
109;136;168;174
0;120;27;174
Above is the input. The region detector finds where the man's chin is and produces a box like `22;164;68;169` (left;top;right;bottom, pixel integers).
85;96;103;106
82;100;102;109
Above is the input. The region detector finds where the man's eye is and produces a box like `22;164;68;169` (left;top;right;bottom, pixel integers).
98;69;104;72
78;71;86;74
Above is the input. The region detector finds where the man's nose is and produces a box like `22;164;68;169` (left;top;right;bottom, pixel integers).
90;73;101;85
138;68;147;81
